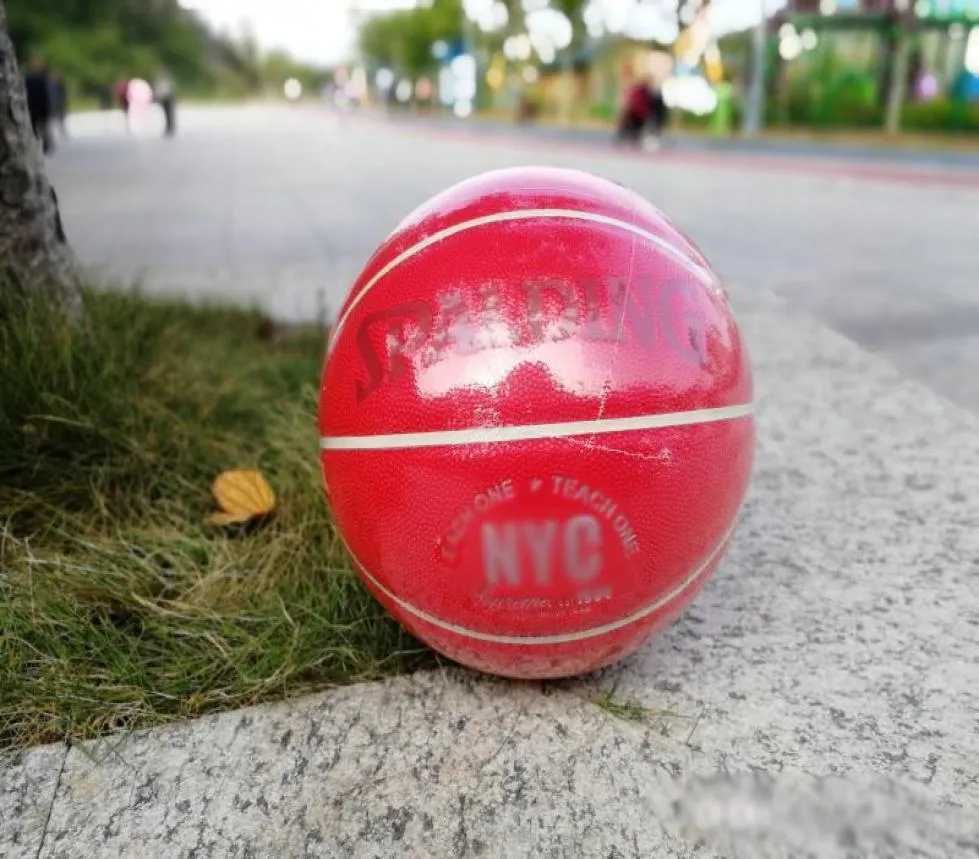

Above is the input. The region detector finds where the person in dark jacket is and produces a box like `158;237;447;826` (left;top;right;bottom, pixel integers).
23;56;54;154
49;71;68;139
615;75;671;151
616;77;654;147
154;70;177;137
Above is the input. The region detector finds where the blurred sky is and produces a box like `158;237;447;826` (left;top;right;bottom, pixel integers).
180;0;787;66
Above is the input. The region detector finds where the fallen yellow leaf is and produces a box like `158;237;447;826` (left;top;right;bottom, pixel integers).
207;468;276;526
207;510;255;526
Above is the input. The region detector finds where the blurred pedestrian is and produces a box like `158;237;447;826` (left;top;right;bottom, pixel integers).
49;70;69;140
616;77;653;147
114;77;131;132
154;70;177;137
126;78;154;134
23;56;54;154
615;75;669;151
646;79;670;150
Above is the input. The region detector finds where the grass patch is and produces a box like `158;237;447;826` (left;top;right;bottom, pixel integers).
0;287;437;750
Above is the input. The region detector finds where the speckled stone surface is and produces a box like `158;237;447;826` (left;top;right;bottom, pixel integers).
35;672;979;859
582;296;979;813
40;672;703;859
0;745;67;859
26;297;979;858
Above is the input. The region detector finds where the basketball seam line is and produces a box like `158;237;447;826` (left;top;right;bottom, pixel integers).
320;403;754;451
339;515;739;646
326;207;719;357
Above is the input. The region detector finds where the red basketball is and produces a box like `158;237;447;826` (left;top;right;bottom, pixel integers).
318;166;754;680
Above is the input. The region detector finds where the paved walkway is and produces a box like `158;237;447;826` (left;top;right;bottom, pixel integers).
46;105;979;413
4;106;978;858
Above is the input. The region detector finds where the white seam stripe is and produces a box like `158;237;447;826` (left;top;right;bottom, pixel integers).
341;517;737;646
321;403;753;451
327;207;717;355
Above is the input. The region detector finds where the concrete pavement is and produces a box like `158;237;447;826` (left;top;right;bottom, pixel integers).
4;106;978;857
47;105;979;413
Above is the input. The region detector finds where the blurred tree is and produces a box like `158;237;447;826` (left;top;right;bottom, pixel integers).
883;3;916;135
5;0;328;101
359;13;401;72
0;0;80;312
7;0;212;96
259;49;331;95
552;0;588;43
360;0;464;78
550;0;588;123
358;0;729;118
500;0;525;33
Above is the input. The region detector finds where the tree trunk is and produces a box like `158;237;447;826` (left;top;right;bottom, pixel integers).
741;0;768;137
884;18;912;136
0;0;81;313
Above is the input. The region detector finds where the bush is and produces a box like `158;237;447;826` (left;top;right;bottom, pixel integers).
670;98;743;132
763;82;979;134
588;100;616;122
902;99;979;134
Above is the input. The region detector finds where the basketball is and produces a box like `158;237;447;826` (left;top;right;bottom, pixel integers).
318;166;754;680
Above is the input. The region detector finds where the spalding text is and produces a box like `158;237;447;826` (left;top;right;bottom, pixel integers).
353;275;714;401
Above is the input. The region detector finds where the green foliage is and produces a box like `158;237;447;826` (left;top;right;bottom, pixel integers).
673;99;744;130
357;0;596;83
589;99;616;121
8;0;210;94
551;0;588;50
5;0;329;101
359;0;464;77
902;98;979;133
820;72;878;124
259;49;331;94
767;81;883;129
760;39;978;133
764;87;979;132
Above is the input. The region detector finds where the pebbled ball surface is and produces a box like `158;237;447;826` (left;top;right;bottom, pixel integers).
319;166;755;680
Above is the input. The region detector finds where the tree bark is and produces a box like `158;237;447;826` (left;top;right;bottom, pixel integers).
883;28;911;136
882;5;917;137
0;0;81;313
741;0;768;137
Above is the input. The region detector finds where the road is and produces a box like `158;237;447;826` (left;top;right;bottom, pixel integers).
48;104;979;413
